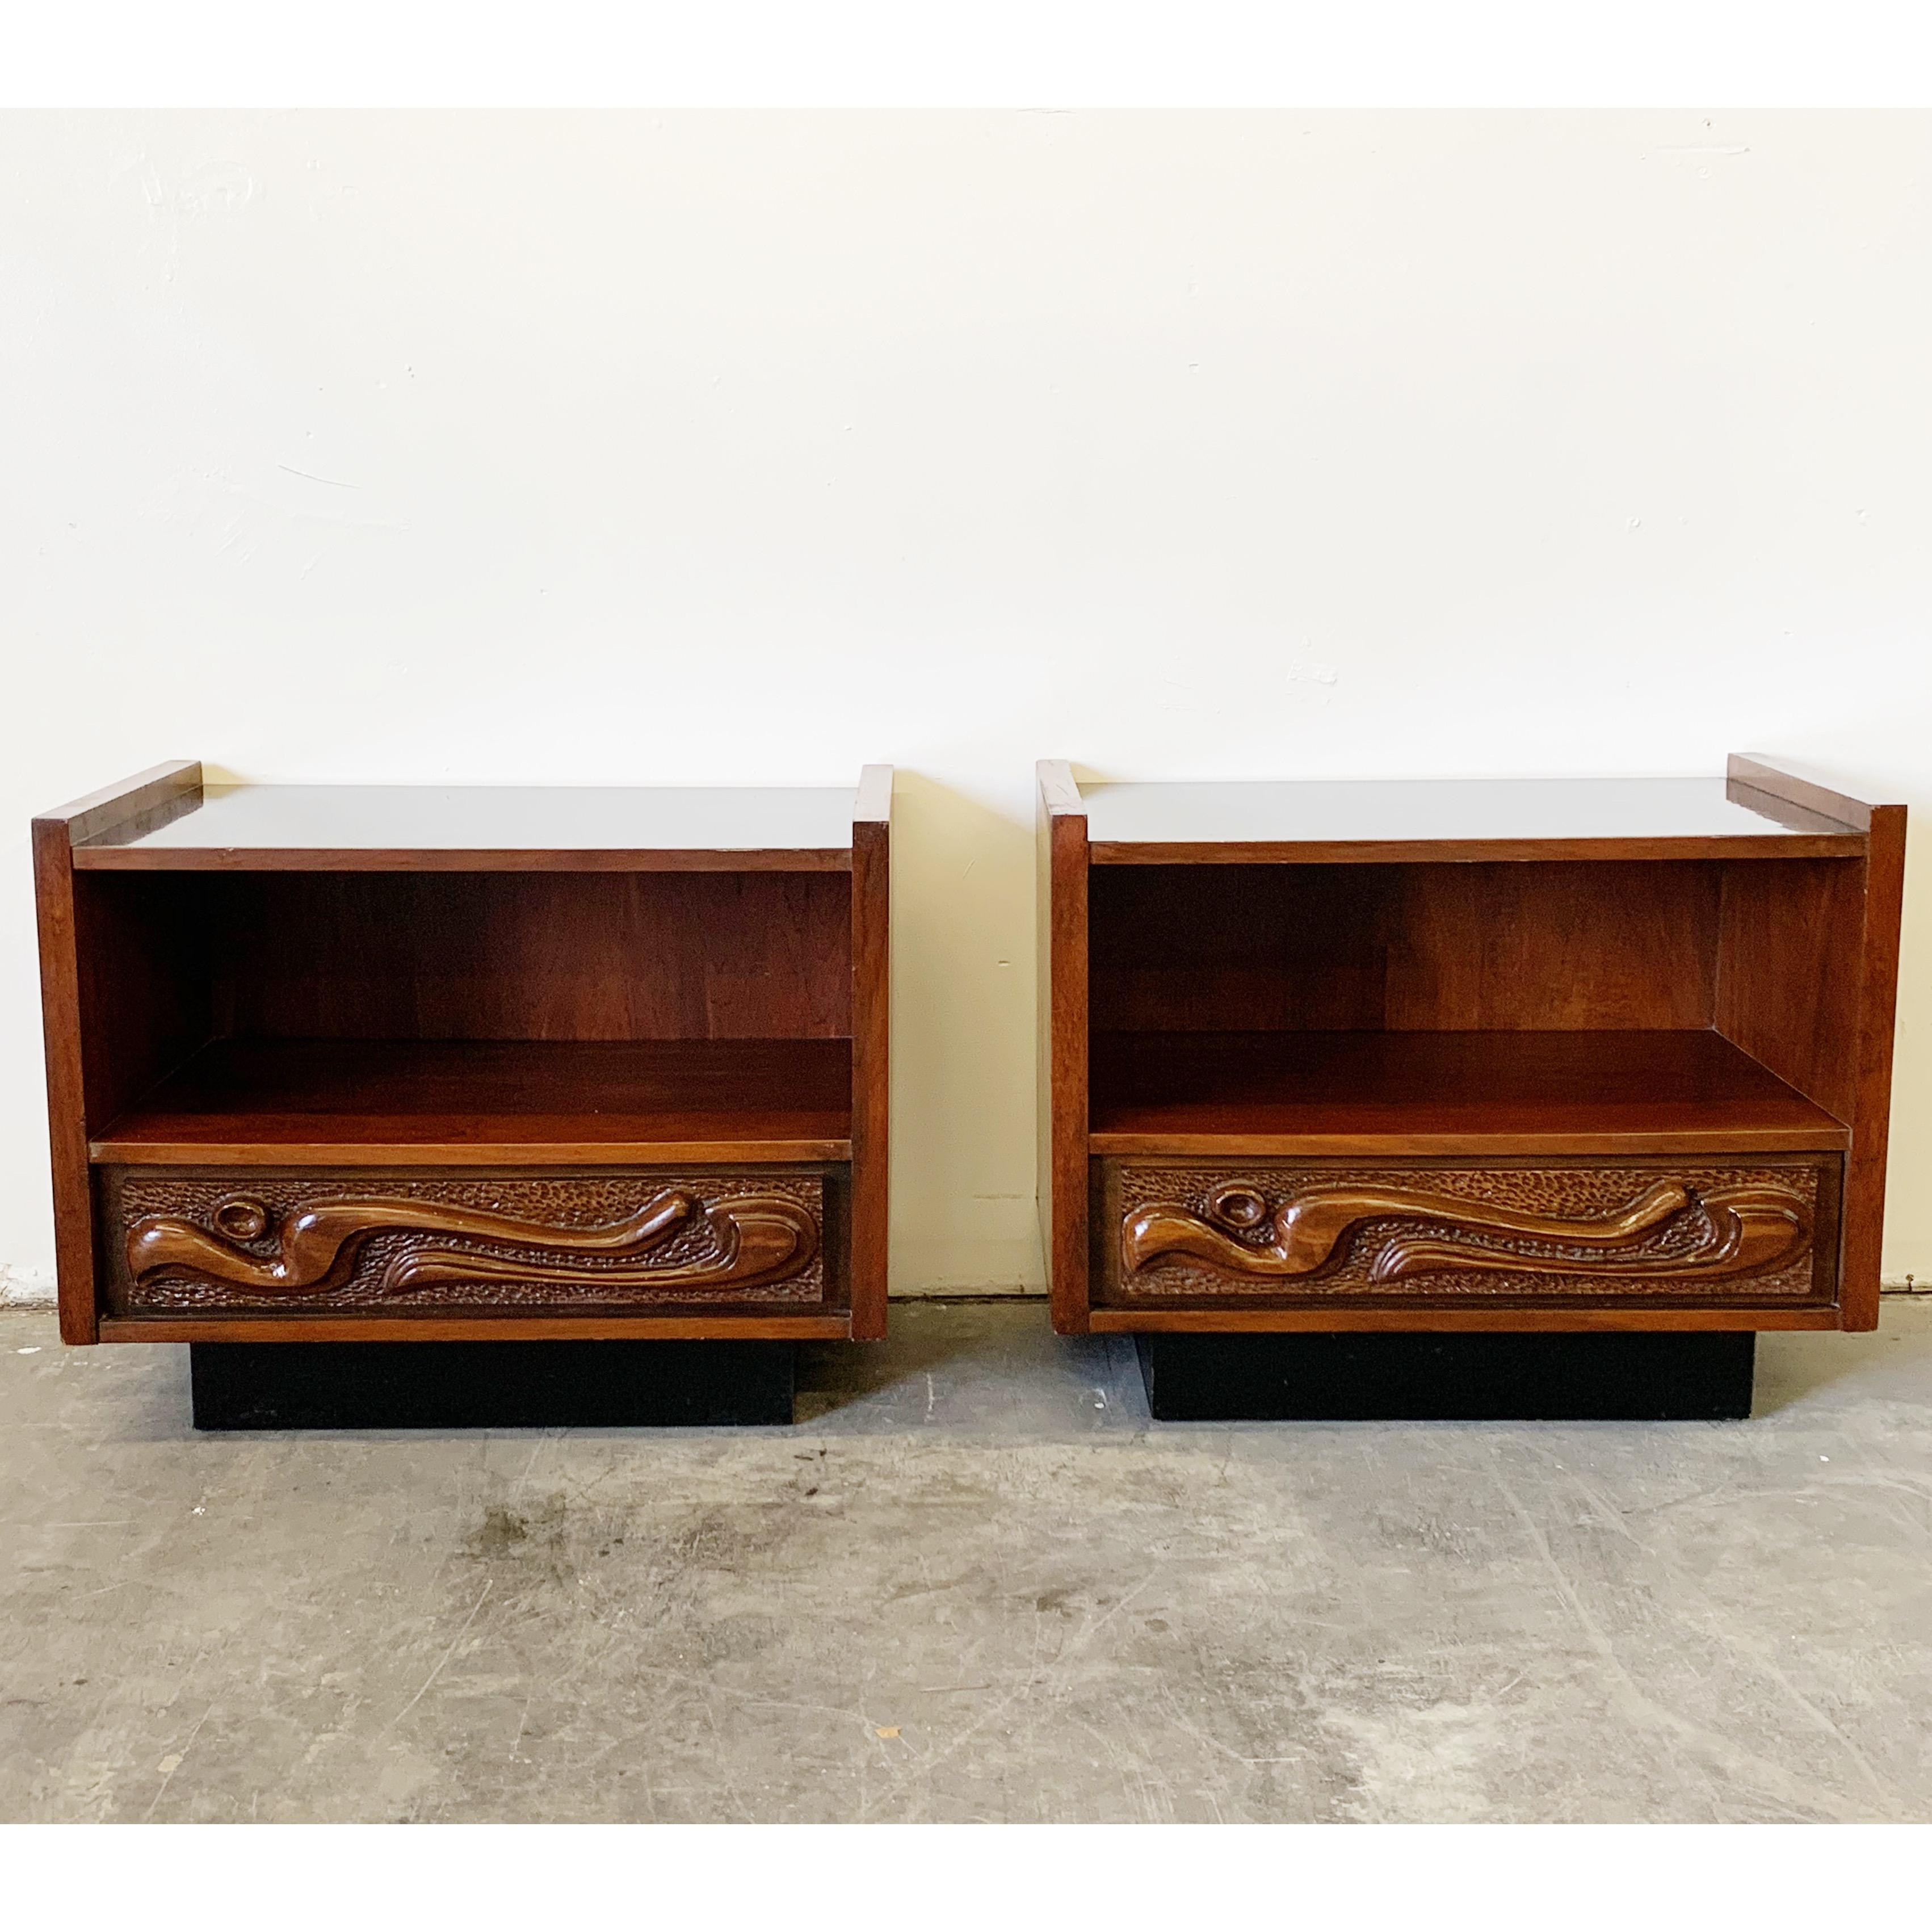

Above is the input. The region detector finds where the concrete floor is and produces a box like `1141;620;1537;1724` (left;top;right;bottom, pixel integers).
3;1298;1930;1823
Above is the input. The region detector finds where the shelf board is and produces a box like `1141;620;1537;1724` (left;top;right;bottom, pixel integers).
91;1037;853;1166
1088;1029;1849;1156
72;784;859;871
1077;777;1867;863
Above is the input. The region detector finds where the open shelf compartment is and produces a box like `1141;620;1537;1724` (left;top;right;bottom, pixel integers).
71;863;859;1159
1083;850;1865;1160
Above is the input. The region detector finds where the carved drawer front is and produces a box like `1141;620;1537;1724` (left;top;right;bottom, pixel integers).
1096;1157;1838;1308
100;1166;834;1316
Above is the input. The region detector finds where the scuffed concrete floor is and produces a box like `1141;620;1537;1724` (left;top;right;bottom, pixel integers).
2;1299;1930;1823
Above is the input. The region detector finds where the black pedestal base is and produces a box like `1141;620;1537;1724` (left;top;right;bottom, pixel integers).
190;1339;796;1430
1133;1330;1755;1421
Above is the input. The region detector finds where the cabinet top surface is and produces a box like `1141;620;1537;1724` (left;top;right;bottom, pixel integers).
1076;776;1860;852
78;783;862;856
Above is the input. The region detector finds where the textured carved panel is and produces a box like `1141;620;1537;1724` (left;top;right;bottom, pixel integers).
104;1168;828;1312
1099;1161;1831;1303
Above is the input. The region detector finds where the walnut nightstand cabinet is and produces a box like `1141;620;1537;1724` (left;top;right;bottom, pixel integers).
1036;757;1905;1419
33;764;891;1427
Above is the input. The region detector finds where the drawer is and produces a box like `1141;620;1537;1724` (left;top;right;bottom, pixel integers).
99;1165;838;1317
1094;1156;1839;1309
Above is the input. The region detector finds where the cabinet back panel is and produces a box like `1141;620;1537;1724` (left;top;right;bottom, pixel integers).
1089;862;1721;1033
205;871;852;1041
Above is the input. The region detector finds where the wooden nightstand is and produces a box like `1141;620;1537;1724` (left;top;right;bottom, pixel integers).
1036;757;1904;1417
33;763;891;1425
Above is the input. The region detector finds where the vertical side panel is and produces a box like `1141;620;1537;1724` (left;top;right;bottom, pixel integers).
1037;764;1089;1334
74;873;215;1128
32;820;99;1344
30;762;204;1346
1715;858;1863;1123
1840;804;1907;1330
847;767;892;1338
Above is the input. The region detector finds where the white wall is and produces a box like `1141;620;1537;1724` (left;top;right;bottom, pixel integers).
3;110;1928;1296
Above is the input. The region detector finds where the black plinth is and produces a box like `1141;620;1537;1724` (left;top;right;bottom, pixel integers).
190;1339;795;1430
1133;1330;1755;1421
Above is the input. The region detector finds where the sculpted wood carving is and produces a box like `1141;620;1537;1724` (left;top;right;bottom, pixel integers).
108;1170;826;1312
1104;1162;1828;1303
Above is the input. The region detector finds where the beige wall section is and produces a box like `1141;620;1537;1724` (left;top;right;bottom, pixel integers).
891;775;1043;1290
1;110;1928;1296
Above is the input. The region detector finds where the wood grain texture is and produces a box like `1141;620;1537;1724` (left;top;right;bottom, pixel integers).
31;818;96;1343
1711;770;1905;1333
1088;1030;1847;1156
198;869;852;1043
107;1167;830;1314
99;1313;852;1343
1715;860;1863;1123
91;1135;848;1168
1038;763;1089;1334
72;876;213;1133
32;764;205;1343
1090;862;1724;1035
847;767;892;1338
1100;1158;1831;1306
90;1037;852;1165
1087;1305;1840;1334
1055;758;1900;1340
40;759;202;845
1727;754;1876;834
36;764;885;1348
1841;803;1908;1328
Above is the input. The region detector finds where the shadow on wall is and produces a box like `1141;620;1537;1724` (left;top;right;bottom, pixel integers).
887;772;1044;1296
